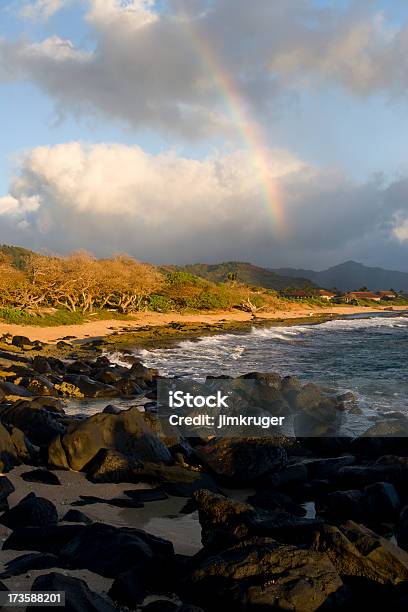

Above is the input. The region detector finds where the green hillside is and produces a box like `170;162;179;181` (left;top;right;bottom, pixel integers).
0;244;33;269
175;262;317;290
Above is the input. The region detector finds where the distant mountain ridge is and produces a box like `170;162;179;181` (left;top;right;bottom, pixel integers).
274;261;408;292
177;262;317;290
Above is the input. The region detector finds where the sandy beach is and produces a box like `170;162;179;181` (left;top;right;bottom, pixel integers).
0;304;406;344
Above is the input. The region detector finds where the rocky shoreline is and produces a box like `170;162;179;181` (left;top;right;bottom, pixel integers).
0;333;408;609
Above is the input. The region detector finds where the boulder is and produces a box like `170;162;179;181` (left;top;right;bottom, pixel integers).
129;463;219;497
303;456;356;479
316;490;365;522
183;537;344;611
0;552;59;579
0;380;33;398
195;438;287;485
62;509;93;524
0;422;25;470
312;521;408;585
193;490;322;550
93;366;129;385
85;449;142;483
293;394;344;438
239;371;282;390
59;522;174;578
124;488;168;503
21;469;61;486
27;376;57;397
0;476;15;511
62;375;119;398
247;490;306;516
52;407;172;471
0;493;58;529
268;463;308;489
48;435;71;470
108;567;147;608
102;404;122;415
29;573;116;612
32;356;52;374
364;482;400;522
11;335;33;349
0;400;65;446
127;361;158;387
3;524;86;554
338;463;408;489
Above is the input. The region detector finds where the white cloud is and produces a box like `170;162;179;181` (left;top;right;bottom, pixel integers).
394;217;408;242
0;141;407;267
0;194;41;216
4;1;408;139
19;0;67;21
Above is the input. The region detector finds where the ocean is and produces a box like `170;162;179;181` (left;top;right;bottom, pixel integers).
131;312;408;415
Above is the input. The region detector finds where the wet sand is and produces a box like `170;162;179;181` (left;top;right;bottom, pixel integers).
0;465;203;599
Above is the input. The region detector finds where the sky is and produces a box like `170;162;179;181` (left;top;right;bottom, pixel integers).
1;1;408;270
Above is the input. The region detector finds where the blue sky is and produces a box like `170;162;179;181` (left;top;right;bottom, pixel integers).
1;0;408;269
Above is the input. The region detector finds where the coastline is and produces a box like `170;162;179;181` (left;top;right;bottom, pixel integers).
0;304;406;346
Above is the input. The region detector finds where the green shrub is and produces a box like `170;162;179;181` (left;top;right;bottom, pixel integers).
148;294;174;313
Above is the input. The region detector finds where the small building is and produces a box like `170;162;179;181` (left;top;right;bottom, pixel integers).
318;289;336;301
344;291;381;302
377;291;397;300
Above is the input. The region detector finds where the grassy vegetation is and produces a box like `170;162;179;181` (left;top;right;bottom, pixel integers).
0;308;135;327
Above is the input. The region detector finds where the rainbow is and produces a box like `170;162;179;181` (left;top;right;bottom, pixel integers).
178;9;287;235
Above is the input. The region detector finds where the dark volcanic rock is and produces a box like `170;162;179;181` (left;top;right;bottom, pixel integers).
293;391;344;438
12;335;33;348
29;573;116;612
183;537;344;611
62;509;93;524
316;490;365;522
21;469;61;486
59;522;174;578
130;463;219;497
247;490;306;516
72;495;143;509
124;488;169;503
195;438;288;485
0;493;58;529
0;399;65;446
268;463;308;489
338;463;408;489
303;455;356;479
3;524;85;554
193;489;322;550
27;376;57;396
0;380;33;397
85;449;142;483
63;375;119;398
364;482;400;522
0;423;27;471
312;521;408;585
108;567;147;608
0;476;15;511
102;404;122;415
0;552;59;578
51;407;172;471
